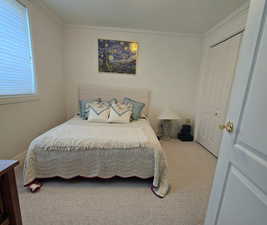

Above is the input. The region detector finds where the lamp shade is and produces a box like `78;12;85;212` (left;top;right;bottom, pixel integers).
158;109;181;120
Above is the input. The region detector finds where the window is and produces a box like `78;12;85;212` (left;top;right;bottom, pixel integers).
0;0;36;98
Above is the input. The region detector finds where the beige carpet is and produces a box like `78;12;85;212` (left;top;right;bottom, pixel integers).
16;140;216;225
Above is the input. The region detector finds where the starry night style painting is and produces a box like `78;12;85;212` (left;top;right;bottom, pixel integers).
98;39;138;75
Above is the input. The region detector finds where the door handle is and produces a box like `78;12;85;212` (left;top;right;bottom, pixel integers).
219;121;234;133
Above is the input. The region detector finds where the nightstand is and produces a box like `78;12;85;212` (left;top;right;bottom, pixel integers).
158;109;180;139
0;160;22;225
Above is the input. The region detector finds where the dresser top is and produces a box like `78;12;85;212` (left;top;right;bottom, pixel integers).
0;160;19;176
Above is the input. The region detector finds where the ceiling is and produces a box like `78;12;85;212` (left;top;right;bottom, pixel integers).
41;0;248;33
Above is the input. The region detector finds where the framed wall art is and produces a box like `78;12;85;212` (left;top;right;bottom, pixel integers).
98;39;139;75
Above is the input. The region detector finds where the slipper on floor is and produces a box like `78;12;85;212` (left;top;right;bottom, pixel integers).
29;182;42;193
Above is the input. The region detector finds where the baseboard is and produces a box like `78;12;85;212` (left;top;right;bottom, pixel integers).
12;150;27;164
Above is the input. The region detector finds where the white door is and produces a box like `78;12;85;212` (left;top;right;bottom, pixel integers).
197;34;242;157
205;0;267;224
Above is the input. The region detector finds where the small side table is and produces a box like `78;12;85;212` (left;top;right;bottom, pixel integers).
159;119;173;139
0;160;22;225
158;109;181;139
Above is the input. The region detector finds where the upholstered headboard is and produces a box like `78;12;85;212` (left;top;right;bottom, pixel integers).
79;84;151;115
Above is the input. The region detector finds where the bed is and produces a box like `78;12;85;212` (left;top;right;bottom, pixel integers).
23;85;169;198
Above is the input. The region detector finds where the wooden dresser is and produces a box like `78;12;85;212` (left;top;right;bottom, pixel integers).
0;160;22;225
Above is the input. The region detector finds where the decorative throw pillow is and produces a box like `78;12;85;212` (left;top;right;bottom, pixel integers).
108;103;132;123
79;98;101;119
103;98;118;106
87;101;110;123
123;97;145;120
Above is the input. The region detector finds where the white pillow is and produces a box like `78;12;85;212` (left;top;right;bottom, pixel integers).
87;102;110;123
108;103;132;123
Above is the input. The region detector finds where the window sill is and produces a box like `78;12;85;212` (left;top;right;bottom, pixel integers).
0;94;40;105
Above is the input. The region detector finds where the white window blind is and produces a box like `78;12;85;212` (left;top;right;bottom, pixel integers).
0;0;36;96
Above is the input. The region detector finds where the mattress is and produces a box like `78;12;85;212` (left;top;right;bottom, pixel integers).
23;117;169;197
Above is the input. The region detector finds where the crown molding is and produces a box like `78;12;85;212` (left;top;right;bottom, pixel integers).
205;2;250;37
64;24;202;39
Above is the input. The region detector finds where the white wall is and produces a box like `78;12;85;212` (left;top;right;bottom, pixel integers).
0;0;65;159
63;26;202;134
195;3;249;140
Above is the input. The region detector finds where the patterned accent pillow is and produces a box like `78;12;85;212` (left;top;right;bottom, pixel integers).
123;97;145;120
108;103;133;123
87;101;110;123
79;98;101;119
103;98;118;106
86;101;110;114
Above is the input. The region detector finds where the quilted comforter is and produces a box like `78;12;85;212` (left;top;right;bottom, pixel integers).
24;117;169;198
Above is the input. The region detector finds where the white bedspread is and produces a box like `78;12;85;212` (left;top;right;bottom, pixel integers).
32;124;147;150
24;117;169;198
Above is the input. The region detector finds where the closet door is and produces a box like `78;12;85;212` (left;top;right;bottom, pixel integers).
197;33;242;157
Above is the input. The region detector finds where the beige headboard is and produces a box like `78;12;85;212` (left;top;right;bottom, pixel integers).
79;84;151;115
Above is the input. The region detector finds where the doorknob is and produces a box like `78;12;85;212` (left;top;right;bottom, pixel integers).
219;121;234;133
